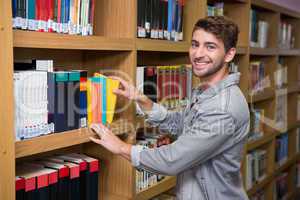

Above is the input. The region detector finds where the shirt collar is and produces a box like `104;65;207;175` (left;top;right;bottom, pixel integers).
193;72;241;101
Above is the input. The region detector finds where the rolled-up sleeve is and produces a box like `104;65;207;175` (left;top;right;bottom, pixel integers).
131;109;238;176
142;103;185;136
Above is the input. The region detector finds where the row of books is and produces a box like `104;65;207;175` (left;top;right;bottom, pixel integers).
207;2;224;17
250;190;265;200
296;128;300;153
14;61;119;140
136;65;192;112
137;0;184;41
12;0;95;35
248;109;264;142
16;153;99;200
250;9;269;48
246;149;267;190
274;172;288;200
250;61;267;93
135;134;171;192
278;21;295;50
275;95;287;130
275;133;289;167
275;59;288;89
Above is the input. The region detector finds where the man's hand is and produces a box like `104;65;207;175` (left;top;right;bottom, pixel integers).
109;76;154;112
109;76;142;101
89;123;132;160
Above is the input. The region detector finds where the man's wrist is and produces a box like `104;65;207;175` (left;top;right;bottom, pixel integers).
120;143;132;161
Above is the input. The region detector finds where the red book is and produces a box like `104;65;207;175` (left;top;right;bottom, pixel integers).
157;67;163;102
175;67;180;99
48;0;54;32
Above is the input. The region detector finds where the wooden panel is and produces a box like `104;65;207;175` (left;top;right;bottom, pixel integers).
134;176;177;200
0;1;15;200
137;51;189;66
246;133;274;151
13;30;135;50
251;0;300;18
83;143;135;200
224;2;250;47
250;47;278;55
14;48;84;69
15;119;131;158
94;0;136;38
235;54;250;97
288;93;298;129
247;173;273;196
136;39;190;52
183;0;206;41
279;49;300;56
248;88;275;103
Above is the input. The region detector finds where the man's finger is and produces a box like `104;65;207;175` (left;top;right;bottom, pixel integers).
113;88;127;97
89;123;106;138
108;76;128;87
89;136;102;145
98;123;110;134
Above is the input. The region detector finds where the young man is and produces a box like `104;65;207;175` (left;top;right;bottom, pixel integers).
90;16;250;200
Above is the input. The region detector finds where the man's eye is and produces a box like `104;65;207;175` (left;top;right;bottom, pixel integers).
207;45;216;50
191;42;198;48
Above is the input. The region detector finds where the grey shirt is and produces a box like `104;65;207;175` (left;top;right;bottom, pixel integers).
131;73;250;200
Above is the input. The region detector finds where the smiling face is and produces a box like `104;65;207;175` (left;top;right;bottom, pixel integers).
189;28;228;79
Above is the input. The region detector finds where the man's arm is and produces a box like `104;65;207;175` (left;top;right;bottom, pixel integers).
111;76;184;136
129;109;239;175
90;109;243;176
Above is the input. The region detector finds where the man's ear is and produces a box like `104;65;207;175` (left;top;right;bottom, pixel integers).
224;48;236;63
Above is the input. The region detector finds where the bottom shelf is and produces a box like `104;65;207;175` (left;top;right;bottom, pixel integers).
135;176;176;200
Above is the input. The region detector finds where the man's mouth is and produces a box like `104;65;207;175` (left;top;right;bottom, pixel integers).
193;60;211;68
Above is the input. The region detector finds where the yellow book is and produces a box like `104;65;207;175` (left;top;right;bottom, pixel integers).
106;78;120;124
87;78;92;125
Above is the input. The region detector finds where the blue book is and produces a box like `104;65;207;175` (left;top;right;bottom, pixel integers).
12;0;17;18
167;0;173;40
61;0;65;25
66;0;70;24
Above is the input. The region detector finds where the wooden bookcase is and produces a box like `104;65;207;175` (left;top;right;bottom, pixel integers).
1;0;300;199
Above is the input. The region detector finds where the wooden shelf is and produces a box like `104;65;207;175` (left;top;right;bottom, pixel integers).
250;47;278;56
247;134;273;151
13;30;135;51
248;88;275;103
236;46;248;55
275;156;296;174
136;38;190;52
15;119;131;158
135;176;176;200
278;49;300;56
247;174;273;196
288;84;300;94
252;0;300;18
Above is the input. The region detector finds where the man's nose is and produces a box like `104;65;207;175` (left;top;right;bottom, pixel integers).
194;46;205;57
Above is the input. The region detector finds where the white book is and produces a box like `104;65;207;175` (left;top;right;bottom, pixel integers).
136;67;145;116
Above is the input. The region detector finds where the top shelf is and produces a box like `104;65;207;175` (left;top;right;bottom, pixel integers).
13;30;135;51
251;0;300;18
15;119;131;159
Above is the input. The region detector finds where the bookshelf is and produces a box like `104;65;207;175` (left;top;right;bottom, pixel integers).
0;0;300;199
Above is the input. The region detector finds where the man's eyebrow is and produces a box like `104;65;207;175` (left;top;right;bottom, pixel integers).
191;39;199;43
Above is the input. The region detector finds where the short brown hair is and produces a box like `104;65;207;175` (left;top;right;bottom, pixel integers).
193;16;239;52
